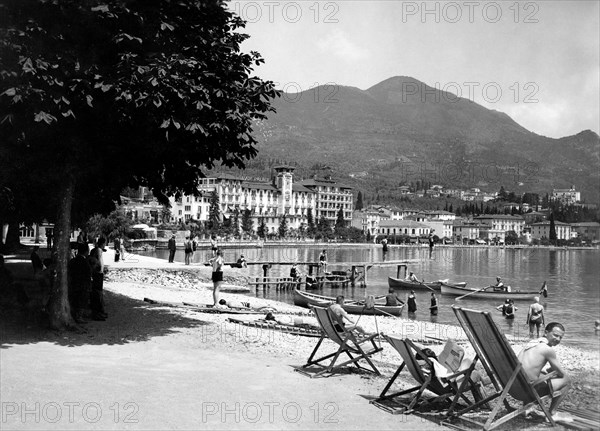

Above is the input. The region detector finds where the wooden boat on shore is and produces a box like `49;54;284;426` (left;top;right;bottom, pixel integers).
293;290;404;317
440;283;540;300
388;277;467;290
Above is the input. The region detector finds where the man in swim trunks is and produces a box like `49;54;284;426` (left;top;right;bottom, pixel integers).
527;296;545;338
518;322;571;421
328;296;368;335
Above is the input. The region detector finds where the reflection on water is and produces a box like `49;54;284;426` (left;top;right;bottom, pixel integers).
139;245;600;351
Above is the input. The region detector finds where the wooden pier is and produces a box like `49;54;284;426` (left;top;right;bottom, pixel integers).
220;259;421;290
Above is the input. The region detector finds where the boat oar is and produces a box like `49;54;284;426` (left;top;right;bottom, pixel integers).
456;286;491;301
417;279;436;292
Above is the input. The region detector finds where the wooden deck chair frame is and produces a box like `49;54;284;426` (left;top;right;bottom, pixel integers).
445;306;560;430
372;335;481;414
294;306;383;378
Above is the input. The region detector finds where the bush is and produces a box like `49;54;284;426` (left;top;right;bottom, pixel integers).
126;229;146;239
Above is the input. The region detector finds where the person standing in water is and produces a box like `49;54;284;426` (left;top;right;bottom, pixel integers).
407;290;417;313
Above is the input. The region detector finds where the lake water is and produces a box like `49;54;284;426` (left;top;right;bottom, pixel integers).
140;245;600;351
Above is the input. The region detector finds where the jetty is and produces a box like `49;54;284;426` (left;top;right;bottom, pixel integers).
216;259;422;290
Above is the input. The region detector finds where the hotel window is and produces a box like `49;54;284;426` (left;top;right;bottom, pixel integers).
185;205;191;211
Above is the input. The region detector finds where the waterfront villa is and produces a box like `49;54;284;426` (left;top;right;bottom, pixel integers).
570;222;600;243
530;220;573;241
376;219;431;239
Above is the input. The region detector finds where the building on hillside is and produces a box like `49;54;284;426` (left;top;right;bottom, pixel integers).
398;185;411;195
168;167;352;235
523;211;548;225
377;219;431;238
417;210;456;221
367;206;419;220
444;189;464;199
530;220;572;241
501;202;521;212
351;209;389;237
570;222;600;243
551;186;580;205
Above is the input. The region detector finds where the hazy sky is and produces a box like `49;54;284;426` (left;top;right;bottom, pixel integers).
228;0;599;138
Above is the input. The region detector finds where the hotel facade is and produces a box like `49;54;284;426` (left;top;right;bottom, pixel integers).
168;166;353;235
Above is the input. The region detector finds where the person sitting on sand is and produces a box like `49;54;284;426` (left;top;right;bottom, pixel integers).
595;320;600;333
518;322;572;422
328;295;368;335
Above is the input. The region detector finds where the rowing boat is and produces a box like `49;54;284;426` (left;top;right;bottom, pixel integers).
440;283;540;300
388;277;467;290
293;290;404;316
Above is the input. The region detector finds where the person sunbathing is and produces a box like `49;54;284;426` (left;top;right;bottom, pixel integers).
518;322;572;422
328;295;369;335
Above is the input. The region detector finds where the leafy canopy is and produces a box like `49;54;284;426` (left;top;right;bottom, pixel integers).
0;0;279;224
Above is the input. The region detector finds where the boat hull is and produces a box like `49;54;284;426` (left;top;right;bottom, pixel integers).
293;290;403;316
440;283;539;300
388;277;466;290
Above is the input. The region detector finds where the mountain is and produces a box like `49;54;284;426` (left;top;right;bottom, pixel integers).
250;76;600;202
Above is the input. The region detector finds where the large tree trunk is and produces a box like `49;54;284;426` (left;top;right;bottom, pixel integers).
47;176;76;330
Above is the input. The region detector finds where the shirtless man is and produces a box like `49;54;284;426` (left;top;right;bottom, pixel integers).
518;322;571;421
527;296;545;338
328;296;368;335
385;288;404;306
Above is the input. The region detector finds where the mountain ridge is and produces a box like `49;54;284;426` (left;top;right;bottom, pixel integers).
251;76;599;202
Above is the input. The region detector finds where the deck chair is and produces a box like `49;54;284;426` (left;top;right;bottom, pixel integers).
446;306;563;430
371;336;483;414
294;306;383;378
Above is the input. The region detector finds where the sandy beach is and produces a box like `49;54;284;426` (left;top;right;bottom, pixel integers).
1;250;599;430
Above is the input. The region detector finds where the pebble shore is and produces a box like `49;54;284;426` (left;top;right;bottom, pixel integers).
105;266;600;412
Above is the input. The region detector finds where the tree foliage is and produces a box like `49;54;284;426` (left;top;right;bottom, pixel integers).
0;0;279;328
355;191;363;211
207;190;221;231
85;210;134;241
306;208;316;237
257;217;267;239
241;209;253;235
278;214;287;238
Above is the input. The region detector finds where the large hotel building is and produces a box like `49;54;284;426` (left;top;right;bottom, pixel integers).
168;166;353;234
